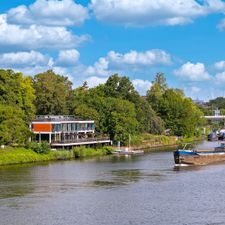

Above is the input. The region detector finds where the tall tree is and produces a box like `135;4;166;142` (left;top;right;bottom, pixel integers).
33;70;73;115
146;73;168;112
0;69;35;122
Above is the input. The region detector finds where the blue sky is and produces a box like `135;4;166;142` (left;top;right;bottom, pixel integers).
1;0;225;100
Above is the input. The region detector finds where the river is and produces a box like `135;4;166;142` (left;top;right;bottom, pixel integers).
1;141;225;225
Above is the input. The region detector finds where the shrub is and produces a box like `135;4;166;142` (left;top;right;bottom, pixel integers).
30;141;50;154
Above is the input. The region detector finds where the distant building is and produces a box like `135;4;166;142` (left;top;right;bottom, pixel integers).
30;115;111;148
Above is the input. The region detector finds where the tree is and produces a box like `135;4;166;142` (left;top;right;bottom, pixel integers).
158;89;204;136
104;74;140;103
0;69;35;122
0;105;30;145
103;98;138;143
33;70;73;115
146;73;167;112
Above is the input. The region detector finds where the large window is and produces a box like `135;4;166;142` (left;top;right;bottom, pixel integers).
52;124;62;132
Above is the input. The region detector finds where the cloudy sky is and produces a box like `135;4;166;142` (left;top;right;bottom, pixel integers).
1;0;225;100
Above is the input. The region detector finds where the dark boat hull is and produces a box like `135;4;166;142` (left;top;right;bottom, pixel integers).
174;150;225;165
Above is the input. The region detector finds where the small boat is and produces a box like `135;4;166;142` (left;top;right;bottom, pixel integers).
112;147;144;156
112;135;144;156
174;143;225;165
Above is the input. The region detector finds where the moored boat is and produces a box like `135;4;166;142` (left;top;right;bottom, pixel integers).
112;148;144;156
174;143;225;165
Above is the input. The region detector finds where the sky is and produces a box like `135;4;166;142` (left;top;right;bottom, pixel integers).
1;0;225;100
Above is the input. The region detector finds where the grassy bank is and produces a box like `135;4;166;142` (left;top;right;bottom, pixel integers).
0;147;74;166
0;146;114;166
73;146;113;158
130;133;177;149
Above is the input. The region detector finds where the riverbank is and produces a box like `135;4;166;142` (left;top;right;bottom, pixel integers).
130;133;177;150
0;134;206;166
0;146;113;166
130;133;205;150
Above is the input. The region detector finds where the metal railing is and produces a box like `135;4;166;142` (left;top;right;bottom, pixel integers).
33;115;94;122
52;137;110;144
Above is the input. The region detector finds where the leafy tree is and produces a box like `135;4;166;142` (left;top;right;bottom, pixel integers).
146;73;167;112
0;69;35;122
104;74;139;103
33;70;73;115
158;89;204;136
0;105;31;145
103;98;138;143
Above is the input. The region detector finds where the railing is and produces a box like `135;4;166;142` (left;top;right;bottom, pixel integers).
52;128;95;132
33;115;94;122
52;137;110;144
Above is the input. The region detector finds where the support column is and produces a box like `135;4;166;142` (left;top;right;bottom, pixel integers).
49;133;52;144
39;132;41;143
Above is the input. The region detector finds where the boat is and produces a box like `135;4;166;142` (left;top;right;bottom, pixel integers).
112;135;144;156
112;148;144;156
174;143;225;165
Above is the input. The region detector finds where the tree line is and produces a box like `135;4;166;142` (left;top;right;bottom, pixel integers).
0;69;204;145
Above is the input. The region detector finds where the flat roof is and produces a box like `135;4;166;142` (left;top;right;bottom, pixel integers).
32;115;94;122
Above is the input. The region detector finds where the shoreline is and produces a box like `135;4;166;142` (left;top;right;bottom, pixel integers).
0;136;206;166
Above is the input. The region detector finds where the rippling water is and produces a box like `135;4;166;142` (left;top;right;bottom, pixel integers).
1;141;225;225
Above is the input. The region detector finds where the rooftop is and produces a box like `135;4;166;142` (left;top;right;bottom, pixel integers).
32;115;94;122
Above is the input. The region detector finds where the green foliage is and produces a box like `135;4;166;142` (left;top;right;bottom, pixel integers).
72;74;164;143
209;97;225;109
130;133;177;147
0;69;35;122
29;141;50;154
33;70;73;115
73;146;113;158
147;74;204;137
0;104;31;145
0;147;74;166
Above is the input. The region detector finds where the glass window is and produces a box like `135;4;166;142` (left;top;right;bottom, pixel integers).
71;123;75;131
68;123;71;132
63;124;67;132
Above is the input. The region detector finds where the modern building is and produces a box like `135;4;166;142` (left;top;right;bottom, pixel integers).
30;115;111;148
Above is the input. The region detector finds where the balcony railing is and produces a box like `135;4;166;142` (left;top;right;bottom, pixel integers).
52;137;110;144
33;115;94;122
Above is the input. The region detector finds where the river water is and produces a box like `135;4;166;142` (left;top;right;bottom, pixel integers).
1;141;225;225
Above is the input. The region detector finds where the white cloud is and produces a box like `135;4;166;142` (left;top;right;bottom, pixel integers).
132;79;152;96
85;76;108;88
0;50;52;68
56;49;80;66
85;49;171;77
107;49;172;67
215;60;225;70
174;62;211;81
190;86;201;94
0;14;88;51
86;57;110;76
7;0;89;27
215;71;225;81
90;0;225;27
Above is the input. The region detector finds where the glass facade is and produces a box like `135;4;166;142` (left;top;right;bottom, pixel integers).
53;122;94;132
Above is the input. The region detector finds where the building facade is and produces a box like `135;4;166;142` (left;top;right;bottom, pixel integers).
30;115;111;148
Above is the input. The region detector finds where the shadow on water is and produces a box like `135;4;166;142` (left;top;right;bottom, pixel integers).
91;168;166;188
0;164;36;199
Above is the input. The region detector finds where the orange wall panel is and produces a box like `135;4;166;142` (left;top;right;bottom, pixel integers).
33;123;52;132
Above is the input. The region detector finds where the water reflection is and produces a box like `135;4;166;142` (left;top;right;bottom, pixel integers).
0;164;36;199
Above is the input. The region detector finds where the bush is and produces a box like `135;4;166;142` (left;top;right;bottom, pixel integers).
73;146;113;158
30;141;50;154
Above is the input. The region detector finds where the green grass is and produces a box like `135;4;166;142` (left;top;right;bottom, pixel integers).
0;147;73;166
130;133;177;147
73;146;113;158
0;146;114;166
